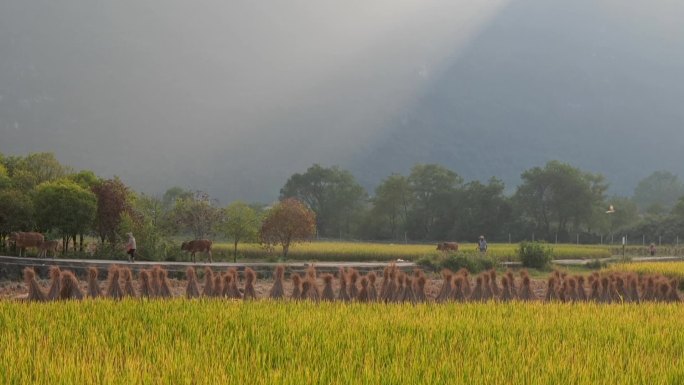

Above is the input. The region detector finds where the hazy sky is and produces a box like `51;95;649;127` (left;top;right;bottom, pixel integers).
2;0;683;203
0;0;507;202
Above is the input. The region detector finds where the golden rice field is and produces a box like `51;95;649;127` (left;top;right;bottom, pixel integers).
609;261;684;280
1;300;683;385
212;241;611;262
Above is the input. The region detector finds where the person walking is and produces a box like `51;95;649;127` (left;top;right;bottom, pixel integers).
124;233;137;262
478;235;488;254
649;243;656;256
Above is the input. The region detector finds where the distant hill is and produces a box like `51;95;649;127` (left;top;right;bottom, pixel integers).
349;0;684;195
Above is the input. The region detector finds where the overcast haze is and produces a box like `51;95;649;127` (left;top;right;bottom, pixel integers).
2;0;684;203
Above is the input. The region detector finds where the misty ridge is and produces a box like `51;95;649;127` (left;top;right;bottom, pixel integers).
1;0;684;205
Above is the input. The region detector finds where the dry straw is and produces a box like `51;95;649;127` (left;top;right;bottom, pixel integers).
519;276;535;301
121;267;136;298
348;269;359;299
269;265;285;299
150;267;161;297
222;273;232;297
202;267;214;297
500;276;513;302
489;270;501;297
544;277;557;302
401;275;417;304
59;270;84;300
228;269;242;299
87;267;101;298
157;267;172;298
105;265;124;300
291;273;302;300
243;268;257;300
138;270;153;298
577;276;587;301
379;266;390;301
506;270;518;298
47;266;61;301
482;273;494;301
393;272;406;303
357;277;369;302
337;268;350;302
368;272;378;302
321;274;335;301
212;274;224;298
451;276;466;302
470;276;483;302
23;267;46;302
185;267;201;299
414;274;427;303
435;270;453;303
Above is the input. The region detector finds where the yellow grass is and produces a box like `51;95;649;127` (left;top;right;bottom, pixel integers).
608;261;684;280
0;300;683;384
212;241;610;261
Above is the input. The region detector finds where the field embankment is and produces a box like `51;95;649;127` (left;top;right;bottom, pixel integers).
212;242;610;262
0;300;682;384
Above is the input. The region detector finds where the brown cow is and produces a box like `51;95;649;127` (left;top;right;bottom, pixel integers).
181;239;213;263
38;240;60;258
437;242;459;252
9;232;45;257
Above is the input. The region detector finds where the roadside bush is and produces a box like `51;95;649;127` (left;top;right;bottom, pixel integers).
417;253;496;273
519;242;553;269
585;259;607;269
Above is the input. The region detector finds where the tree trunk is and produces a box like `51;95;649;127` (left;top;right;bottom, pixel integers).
282;242;290;259
79;234;84;252
72;234;77;252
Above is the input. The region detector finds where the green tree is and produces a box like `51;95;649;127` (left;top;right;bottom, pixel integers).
672;196;684;220
369;174;412;240
0;189;34;250
406;164;463;240
10;153;69;191
117;193;178;261
280;164;367;238
0;164;11;190
633;171;684;212
68;170;100;189
259;198;316;259
34;180;96;252
171;191;222;239
456;178;512;241
220;201;260;262
513;161;607;241
162;186;193;209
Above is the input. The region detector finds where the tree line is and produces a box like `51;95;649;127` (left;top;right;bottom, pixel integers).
2;151;684;260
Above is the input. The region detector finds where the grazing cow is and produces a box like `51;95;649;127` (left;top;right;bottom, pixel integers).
37;240;60;258
9;232;45;257
437;242;459;252
181;239;213;263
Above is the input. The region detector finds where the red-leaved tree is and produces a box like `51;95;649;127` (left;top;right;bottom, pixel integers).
92;178;131;244
259;198;316;259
